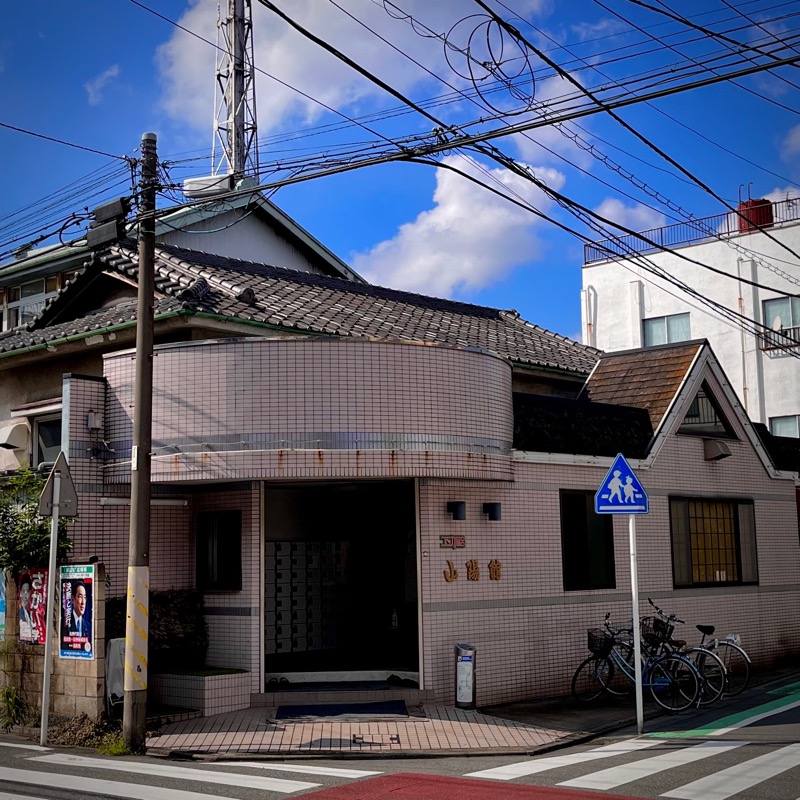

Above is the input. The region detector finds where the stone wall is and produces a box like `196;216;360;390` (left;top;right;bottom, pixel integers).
2;565;106;722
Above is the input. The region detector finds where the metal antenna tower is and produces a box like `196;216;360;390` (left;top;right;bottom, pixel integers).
212;0;259;180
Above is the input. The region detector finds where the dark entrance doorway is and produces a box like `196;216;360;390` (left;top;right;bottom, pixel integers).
264;480;418;679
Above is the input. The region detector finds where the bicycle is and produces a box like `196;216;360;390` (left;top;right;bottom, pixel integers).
571;617;701;712
691;622;751;696
646;599;727;707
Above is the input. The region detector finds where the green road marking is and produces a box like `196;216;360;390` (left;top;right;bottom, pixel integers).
647;690;800;738
767;680;800;696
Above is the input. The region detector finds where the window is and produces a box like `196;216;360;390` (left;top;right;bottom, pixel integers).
678;382;735;438
642;313;691;347
560;490;616;591
670;498;758;588
770;415;800;438
762;295;800;348
32;414;61;467
1;276;59;330
196;510;242;591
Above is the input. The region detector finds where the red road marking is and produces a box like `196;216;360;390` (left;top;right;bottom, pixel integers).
302;773;639;799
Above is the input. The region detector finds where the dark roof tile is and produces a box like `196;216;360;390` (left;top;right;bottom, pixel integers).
9;242;599;375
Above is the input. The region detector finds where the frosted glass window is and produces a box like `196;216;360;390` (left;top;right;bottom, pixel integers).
770;415;800;438
643;313;690;346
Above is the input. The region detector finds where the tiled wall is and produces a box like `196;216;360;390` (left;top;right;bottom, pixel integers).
416;369;800;706
102;338;513;483
63;351;800;713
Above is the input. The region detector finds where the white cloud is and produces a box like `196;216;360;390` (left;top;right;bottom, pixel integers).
593;197;666;234
84;64;120;106
157;0;550;136
351;154;565;296
780;125;800;162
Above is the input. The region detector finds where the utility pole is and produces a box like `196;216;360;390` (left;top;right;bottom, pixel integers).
122;132;157;752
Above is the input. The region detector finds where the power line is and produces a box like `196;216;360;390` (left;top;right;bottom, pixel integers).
476;0;800;265
0;121;128;161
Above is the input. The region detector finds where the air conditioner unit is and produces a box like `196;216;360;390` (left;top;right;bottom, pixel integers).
182;175;235;199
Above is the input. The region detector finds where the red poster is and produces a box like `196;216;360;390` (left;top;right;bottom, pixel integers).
18;568;47;645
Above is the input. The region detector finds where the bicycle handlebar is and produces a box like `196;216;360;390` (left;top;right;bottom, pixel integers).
647;597;684;625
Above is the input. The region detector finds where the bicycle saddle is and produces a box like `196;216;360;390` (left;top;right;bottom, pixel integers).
696;624;715;636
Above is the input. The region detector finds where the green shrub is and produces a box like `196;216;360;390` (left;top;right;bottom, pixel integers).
106;589;208;672
0;685;29;730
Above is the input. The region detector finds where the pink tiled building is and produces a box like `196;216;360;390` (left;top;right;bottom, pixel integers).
1;238;798;714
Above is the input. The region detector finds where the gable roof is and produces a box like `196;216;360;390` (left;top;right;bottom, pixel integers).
0;242;600;376
1;192;362;285
580;341;703;436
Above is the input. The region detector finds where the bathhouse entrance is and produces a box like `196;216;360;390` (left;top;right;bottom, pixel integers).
263;480;418;684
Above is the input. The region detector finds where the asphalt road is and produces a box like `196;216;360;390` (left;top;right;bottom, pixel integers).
0;675;798;800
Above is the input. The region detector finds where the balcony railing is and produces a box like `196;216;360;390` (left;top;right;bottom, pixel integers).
584;196;800;264
760;324;800;351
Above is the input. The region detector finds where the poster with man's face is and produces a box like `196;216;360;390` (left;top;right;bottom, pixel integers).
59;564;95;660
18;568;47;645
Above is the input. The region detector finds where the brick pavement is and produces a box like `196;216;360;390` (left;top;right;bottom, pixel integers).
145;704;575;757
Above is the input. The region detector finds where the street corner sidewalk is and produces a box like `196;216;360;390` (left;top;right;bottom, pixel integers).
144;702;583;759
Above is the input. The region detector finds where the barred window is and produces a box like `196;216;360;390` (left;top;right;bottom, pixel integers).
670;498;757;588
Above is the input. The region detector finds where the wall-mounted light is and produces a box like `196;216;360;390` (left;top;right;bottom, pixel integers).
446;501;466;521
482;502;502;521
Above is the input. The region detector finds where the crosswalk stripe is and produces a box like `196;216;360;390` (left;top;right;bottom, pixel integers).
559;740;748;790
0;791;60;800
464;737;661;781
0;767;236;800
30;753;319;793
0;743;50;751
662;742;800;800
212;761;381;778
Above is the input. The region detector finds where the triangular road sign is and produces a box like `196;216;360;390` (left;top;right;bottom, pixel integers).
38;451;78;517
595;453;648;514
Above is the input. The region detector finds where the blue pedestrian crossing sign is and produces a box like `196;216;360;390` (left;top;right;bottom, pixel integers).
595;453;649;514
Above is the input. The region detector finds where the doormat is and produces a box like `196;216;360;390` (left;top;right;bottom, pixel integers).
275;699;408;720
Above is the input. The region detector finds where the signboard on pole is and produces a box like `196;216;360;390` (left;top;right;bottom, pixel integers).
595;453;649;735
38;452;78;517
595;453;649;514
59;565;95;660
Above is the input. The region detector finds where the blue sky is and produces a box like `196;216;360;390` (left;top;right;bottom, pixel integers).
1;0;798;341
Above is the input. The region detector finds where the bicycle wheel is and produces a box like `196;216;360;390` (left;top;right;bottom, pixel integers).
572;655;613;703
605;641;635;696
715;641;751;696
648;654;699;712
683;647;726;706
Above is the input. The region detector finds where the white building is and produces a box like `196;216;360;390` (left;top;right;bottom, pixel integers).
581;195;800;437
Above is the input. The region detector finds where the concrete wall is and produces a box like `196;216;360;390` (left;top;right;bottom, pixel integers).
581;220;800;426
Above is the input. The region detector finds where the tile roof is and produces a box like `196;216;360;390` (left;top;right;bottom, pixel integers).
3;242;599;375
513;393;653;457
581;341;703;432
753;423;800;473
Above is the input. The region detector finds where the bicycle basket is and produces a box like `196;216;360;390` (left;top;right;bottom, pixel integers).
587;628;614;657
640;616;674;647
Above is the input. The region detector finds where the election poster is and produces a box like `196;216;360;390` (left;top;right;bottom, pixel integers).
18;568;47;645
0;571;6;642
59;564;95;659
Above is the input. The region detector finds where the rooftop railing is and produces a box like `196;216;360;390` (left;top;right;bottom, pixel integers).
584;196;800;264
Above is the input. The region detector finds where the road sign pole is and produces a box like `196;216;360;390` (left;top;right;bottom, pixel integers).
629;513;644;735
39;469;61;747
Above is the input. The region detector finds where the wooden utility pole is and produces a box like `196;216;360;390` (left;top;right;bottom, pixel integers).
123;132;157;751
